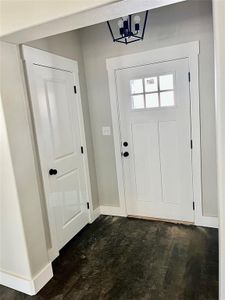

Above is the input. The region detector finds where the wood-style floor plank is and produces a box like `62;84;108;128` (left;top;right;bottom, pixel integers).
0;216;218;299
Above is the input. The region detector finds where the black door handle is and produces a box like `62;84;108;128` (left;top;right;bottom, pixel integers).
122;152;129;157
49;169;57;175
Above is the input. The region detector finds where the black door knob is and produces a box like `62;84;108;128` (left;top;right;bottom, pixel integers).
123;142;128;147
123;152;129;157
49;169;57;175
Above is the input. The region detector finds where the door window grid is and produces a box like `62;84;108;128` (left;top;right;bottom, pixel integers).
130;74;175;109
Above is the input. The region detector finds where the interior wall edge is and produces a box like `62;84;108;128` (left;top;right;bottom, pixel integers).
0;41;50;277
212;0;225;298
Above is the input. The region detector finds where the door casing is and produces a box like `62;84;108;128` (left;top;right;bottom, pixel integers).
22;46;94;261
106;41;211;227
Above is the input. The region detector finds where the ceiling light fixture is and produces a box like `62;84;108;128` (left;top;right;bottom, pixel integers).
107;11;149;45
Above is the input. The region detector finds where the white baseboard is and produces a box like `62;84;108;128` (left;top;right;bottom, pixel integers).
99;203;219;229
100;205;126;217
48;247;59;263
99;205;218;229
195;216;219;228
0;262;53;296
91;207;101;222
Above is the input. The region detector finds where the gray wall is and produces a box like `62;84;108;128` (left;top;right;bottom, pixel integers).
79;0;218;216
1;41;49;277
26;31;99;210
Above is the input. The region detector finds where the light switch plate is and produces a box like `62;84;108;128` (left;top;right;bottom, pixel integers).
102;126;111;136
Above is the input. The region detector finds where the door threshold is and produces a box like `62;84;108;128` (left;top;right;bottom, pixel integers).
127;215;194;226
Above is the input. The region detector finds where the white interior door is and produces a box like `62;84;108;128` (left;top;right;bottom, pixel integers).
25;53;89;251
116;58;194;222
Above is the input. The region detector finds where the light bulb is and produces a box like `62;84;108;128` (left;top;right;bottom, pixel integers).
117;19;123;28
134;15;141;24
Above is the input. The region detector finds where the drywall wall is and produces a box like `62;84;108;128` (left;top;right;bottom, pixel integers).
26;31;99;210
212;0;225;297
80;0;218;216
0;41;50;277
0;94;31;278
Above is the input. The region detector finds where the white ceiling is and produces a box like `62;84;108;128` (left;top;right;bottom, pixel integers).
0;0;119;36
0;0;186;44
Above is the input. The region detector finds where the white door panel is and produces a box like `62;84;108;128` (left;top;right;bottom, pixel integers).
46;80;75;158
116;58;194;222
28;64;89;250
159;121;180;205
131;122;162;203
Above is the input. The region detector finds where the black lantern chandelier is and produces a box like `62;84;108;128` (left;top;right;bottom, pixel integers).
107;11;149;45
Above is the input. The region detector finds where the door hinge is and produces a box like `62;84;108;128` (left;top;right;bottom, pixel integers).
190;139;193;149
81;146;84;154
87;202;90;209
193;202;195;210
74;85;77;94
188;72;191;82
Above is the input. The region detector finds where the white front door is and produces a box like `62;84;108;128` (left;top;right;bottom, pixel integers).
25;52;89;251
116;58;194;222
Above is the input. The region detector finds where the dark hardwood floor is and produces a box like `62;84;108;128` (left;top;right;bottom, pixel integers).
0;216;218;300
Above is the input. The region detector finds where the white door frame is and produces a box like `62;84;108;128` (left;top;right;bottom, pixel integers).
107;41;218;228
22;46;95;261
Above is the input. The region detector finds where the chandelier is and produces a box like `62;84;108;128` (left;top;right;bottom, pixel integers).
107;11;149;45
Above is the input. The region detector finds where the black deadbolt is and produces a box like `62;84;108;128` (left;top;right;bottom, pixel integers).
123;152;129;157
123;142;128;147
49;169;57;175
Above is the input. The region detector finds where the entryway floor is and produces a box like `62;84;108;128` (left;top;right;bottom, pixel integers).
0;216;218;300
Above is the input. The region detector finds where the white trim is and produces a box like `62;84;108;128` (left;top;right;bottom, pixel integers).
106;42;199;70
21;45;94;260
106;41;217;228
22;46;78;73
100;205;126;217
0;263;53;296
98;205;218;228
91;207;101;222
74;68;96;225
195;216;218;229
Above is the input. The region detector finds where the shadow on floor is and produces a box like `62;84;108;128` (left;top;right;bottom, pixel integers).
0;216;218;300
